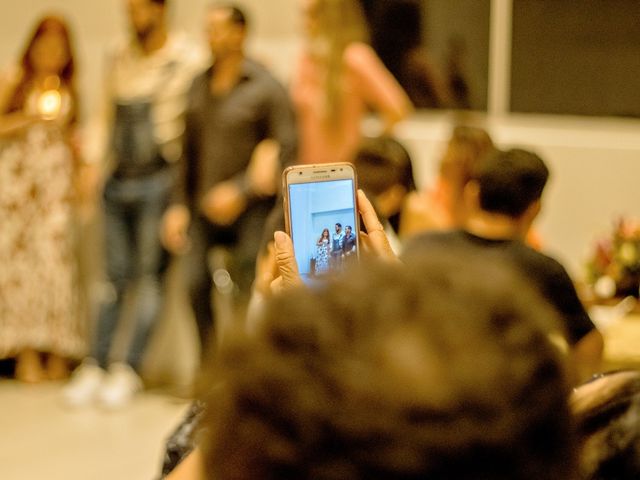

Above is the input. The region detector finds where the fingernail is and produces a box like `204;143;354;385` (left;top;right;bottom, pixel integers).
274;231;287;246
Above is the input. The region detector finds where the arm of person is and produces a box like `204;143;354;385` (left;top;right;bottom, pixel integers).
0;111;40;137
570;328;604;385
0;67;42;137
75;47;120;215
345;43;413;133
161;203;191;254
202;80;297;225
544;258;604;384
163;77;200;248
200;139;277;226
238;77;298;199
82;47;116;169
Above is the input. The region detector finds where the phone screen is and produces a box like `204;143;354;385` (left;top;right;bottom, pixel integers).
287;178;358;281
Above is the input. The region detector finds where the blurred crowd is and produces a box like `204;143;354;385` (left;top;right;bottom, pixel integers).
0;1;637;479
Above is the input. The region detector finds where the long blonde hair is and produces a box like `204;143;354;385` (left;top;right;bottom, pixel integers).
309;0;368;126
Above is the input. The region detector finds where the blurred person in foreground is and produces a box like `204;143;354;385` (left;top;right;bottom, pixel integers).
166;222;577;479
404;148;604;383
64;0;206;408
161;3;297;359
292;0;412;165
0;15;85;383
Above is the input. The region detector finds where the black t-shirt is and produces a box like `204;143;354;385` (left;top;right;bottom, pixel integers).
402;230;596;345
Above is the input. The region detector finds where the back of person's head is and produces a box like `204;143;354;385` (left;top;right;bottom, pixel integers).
437;125;495;224
439;125;495;192
572;370;640;479
354;135;416;223
200;251;576;479
472;148;550;218
354;135;416;195
210;2;247;28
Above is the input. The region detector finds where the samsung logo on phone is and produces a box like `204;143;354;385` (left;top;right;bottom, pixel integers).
312;174;331;179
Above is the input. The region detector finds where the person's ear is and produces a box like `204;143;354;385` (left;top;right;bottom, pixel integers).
522;199;542;225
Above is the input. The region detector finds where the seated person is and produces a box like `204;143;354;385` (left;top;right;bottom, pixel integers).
400;125;495;238
179;247;576;479
403;148;604;383
571;369;640;480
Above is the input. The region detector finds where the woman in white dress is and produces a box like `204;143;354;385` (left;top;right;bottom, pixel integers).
0;15;85;382
314;228;331;274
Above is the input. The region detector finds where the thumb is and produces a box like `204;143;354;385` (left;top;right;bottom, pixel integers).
273;231;302;289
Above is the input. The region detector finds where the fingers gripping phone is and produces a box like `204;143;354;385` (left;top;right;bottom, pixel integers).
283;163;360;281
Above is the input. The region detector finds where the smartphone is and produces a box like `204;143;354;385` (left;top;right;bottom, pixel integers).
283;163;360;282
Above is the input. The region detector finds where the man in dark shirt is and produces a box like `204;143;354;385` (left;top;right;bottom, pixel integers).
342;225;357;261
403;148;603;383
162;4;297;355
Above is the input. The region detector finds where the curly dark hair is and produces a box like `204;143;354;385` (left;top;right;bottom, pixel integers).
200;251;576;479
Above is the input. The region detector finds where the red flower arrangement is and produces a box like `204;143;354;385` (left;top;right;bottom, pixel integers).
586;218;640;298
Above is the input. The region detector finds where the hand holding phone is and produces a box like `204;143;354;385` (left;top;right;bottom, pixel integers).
271;188;397;293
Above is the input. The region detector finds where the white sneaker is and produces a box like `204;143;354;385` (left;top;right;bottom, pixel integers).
62;361;106;407
98;363;143;410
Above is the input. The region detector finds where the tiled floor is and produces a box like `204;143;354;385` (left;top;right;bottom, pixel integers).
0;381;190;480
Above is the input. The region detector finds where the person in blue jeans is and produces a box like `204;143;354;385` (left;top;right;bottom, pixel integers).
63;0;205;409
